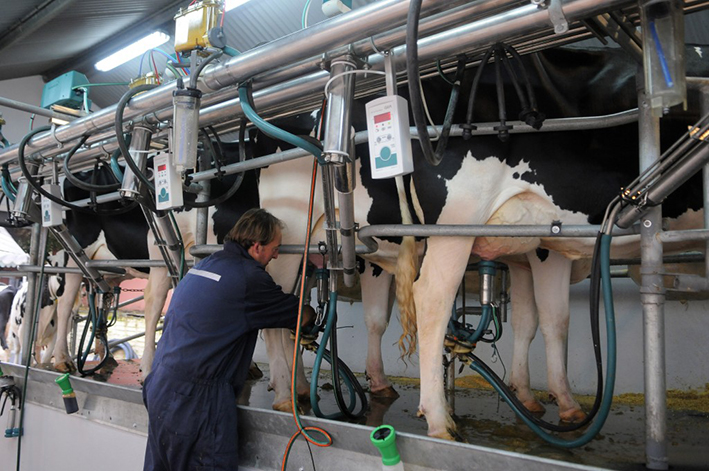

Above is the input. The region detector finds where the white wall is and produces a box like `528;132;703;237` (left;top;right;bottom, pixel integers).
254;277;709;395
0;403;147;470
0;76;47;145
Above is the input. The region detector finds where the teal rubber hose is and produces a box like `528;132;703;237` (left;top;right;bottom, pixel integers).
238;85;323;163
469;234;616;448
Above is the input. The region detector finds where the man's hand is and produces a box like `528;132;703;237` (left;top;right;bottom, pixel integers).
300;305;316;329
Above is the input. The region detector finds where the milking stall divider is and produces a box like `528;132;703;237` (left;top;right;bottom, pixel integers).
0;0;708;469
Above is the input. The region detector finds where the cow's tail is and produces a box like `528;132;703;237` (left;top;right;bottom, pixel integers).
394;176;419;359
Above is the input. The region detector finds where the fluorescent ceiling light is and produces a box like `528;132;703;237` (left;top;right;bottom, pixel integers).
95;31;170;72
225;0;252;12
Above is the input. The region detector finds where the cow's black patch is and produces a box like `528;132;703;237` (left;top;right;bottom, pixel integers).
536;248;550;262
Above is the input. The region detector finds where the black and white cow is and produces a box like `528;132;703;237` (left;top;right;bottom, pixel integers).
0;283;18;357
254;43;709;438
7;274;63;365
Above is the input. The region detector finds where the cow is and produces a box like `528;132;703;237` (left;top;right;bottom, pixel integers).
7;274;63;365
252;43;709;438
0;283;18;359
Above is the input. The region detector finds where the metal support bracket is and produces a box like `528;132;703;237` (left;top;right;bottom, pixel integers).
532;0;569;34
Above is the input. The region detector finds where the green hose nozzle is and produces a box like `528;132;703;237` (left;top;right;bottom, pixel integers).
370;425;401;467
55;373;79;414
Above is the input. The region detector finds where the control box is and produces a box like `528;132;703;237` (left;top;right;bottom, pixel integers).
365;95;413;179
41;184;63;227
154;153;184;210
41;71;91;110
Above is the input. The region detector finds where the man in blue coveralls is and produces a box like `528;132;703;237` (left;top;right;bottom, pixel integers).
142;208;315;470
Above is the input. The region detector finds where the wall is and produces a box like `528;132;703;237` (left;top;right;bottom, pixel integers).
0;76;46;146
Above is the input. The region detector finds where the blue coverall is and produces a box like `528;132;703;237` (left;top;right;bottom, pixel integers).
143;240;299;470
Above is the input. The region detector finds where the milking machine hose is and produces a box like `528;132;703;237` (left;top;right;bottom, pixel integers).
76;292;110;376
238;84;324;163
310;291;368;420
63;135;121;192
468;234;616;448
1;164;17;201
17;126;138;216
184;121;246;208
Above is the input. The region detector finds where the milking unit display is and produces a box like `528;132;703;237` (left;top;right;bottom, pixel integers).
0;0;708;469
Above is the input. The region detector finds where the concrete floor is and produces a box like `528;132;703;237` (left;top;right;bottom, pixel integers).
239;364;709;471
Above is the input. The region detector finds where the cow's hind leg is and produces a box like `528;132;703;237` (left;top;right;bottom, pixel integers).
414;237;474;440
360;262;398;398
507;263;546;414
528;250;585;423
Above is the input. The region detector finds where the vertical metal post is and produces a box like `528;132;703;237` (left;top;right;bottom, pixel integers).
699;84;709;278
194;148;212;263
638;73;668;471
21;223;47;366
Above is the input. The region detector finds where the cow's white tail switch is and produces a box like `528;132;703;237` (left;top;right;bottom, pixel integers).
154;152;184;210
365;95;414;179
41;183;63;227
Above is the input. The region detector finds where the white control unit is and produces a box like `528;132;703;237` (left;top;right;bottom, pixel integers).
365;95;414;179
41;184;63;227
154;153;183;210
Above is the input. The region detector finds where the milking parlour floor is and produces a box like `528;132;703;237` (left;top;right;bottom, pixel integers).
89;360;708;470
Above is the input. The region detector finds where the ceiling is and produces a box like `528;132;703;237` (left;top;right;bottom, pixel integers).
0;0;708;110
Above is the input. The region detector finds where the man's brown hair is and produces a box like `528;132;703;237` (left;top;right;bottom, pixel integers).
225;208;284;249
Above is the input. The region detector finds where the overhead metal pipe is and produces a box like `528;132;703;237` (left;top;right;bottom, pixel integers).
0;96;78;122
0;0;464;165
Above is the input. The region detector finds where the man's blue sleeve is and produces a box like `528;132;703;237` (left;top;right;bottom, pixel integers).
243;267;299;331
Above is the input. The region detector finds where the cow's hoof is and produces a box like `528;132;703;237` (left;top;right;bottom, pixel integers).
54;361;76;373
273;400;303;414
560;408;587;424
248;363;264;380
370;385;400;399
523;399;547;416
428;429;457;441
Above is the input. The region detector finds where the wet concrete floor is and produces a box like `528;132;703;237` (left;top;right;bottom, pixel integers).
239;364;709;471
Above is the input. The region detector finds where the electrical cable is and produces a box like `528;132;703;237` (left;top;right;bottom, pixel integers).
115;84;158;192
302;0;313;29
323;70;386;97
282;99;332;471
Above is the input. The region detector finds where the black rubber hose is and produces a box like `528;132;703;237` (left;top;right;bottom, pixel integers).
115;84;158;192
463;47;495;139
406;0;440;166
184;120;246;208
189;50;223;89
62;136;121;192
17;126;133;215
